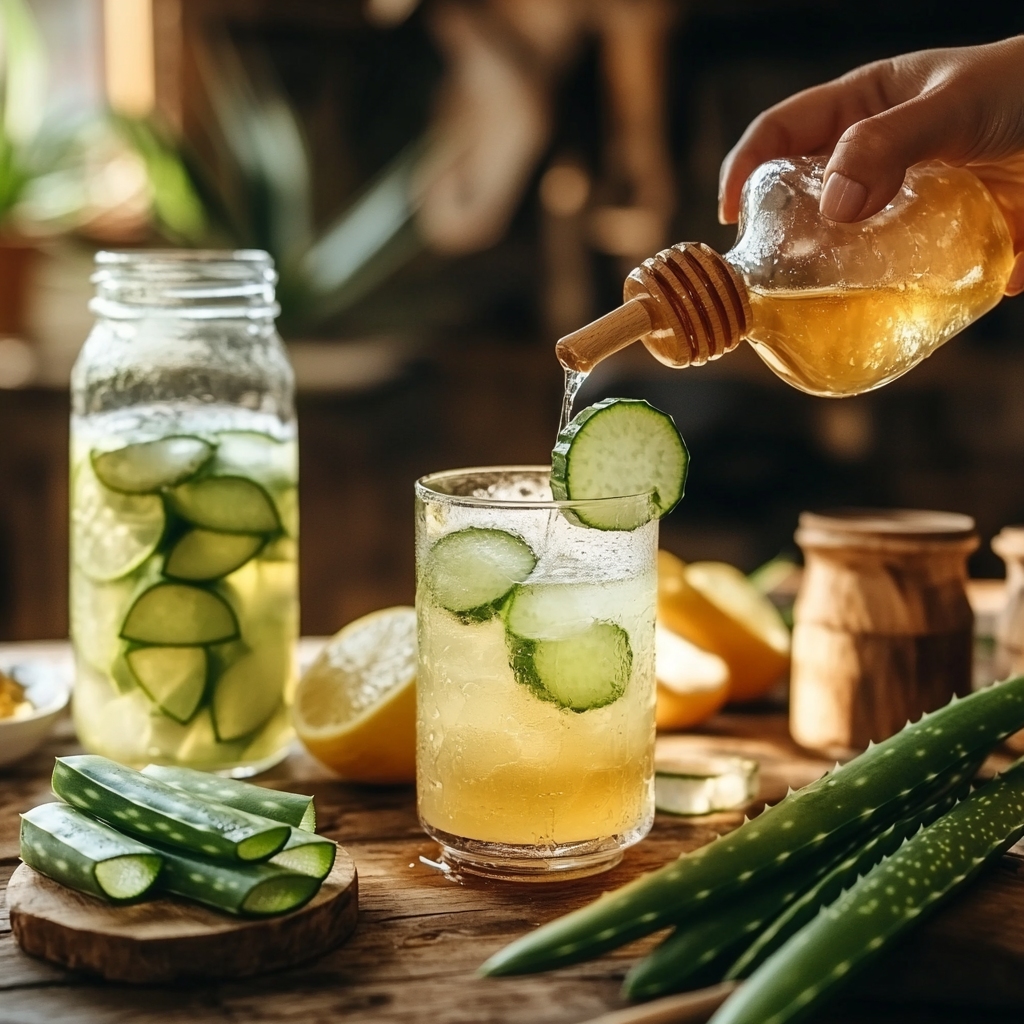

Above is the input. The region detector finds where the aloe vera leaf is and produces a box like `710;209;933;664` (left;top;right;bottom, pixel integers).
53;755;289;863
155;844;320;916
269;829;337;879
624;835;862;1000
480;678;1024;976
141;764;316;831
709;758;1024;1024
723;767;976;982
20;803;162;902
626;760;978;1000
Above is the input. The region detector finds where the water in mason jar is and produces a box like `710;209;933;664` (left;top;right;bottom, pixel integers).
70;401;298;773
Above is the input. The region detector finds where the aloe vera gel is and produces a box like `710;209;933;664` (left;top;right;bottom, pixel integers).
70;252;298;774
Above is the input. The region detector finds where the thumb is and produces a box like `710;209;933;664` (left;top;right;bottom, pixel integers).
819;94;963;221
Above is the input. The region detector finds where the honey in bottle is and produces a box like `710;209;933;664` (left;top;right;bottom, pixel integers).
556;157;1016;398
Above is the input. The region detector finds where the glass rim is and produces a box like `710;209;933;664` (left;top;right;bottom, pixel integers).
415;464;654;513
95;249;273;267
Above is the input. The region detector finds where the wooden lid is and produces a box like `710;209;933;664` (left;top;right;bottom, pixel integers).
796;508;978;553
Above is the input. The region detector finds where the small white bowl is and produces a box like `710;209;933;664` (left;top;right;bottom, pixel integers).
0;660;71;768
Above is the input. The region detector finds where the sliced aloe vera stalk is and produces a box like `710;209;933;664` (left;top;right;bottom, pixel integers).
170;476;280;534
508;621;632;712
120;583;239;645
20;802;162;902
210;639;289;742
426;528;537;622
165;529;265;581
270;829;336;879
126;645;208;724
156;844;320;916
141;764;315;831
52;755;289;863
92;436;214;494
551;397;688;530
73;464;165;582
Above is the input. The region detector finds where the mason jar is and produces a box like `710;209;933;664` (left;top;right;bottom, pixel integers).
70;250;298;775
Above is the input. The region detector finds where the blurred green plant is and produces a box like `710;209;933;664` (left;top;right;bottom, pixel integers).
114;36;425;332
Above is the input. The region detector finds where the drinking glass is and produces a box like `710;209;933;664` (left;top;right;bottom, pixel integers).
415;466;657;880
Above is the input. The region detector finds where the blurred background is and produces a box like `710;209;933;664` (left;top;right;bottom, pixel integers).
1;0;1023;640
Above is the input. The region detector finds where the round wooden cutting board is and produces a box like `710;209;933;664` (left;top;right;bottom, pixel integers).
7;850;358;983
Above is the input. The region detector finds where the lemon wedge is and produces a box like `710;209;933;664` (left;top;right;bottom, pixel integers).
655;623;730;730
658;550;790;703
294;606;417;784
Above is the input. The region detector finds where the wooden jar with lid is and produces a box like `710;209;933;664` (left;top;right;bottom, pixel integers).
791;510;977;754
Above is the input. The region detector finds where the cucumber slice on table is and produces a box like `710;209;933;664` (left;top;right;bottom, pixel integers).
551;397;688;530
73;465;165;581
126;645;208;724
165;529;265;581
52;755;289;862
141;764;316;831
120;583;239;645
156;845;320;916
92;436;214;494
426;528;537;622
20;802;162;902
170;476;280;534
508;621;632;712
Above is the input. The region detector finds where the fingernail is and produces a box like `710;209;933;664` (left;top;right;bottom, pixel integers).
820;173;869;221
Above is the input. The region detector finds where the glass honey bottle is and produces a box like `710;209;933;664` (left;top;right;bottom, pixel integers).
556;157;1015;398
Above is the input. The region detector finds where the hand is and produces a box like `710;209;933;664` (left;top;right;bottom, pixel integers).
718;37;1024;295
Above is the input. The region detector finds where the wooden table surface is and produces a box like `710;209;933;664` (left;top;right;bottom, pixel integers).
2;641;1023;1024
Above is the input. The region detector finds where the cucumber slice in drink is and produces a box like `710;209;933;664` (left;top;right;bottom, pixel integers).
73;464;165;582
156;845;320;916
551;397;688;530
91;436;214;494
165;529;265;581
169;476;280;534
126;645;208;724
20;803;162;902
426;528;537;622
141;764;316;831
52;755;289;863
120;583;239;645
508;621;632;712
210;640;289;742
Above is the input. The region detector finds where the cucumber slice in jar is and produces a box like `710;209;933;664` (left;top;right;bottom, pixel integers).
426;528;537;622
120;583;239;645
551;397;689;530
73;464;165;582
20;803;162;902
210;640;289;742
91;436;214;494
508;621;632;712
169;476;280;534
126;645;208;724
165;529;265;581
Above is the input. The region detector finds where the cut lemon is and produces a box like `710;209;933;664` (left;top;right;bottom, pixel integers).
293;606;417;784
655;623;730;730
658;550;790;703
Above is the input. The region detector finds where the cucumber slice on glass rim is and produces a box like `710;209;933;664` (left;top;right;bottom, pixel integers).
508;620;632;712
126;645;208;724
165;528;266;581
91;436;214;494
551;397;688;530
426;528;537;622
